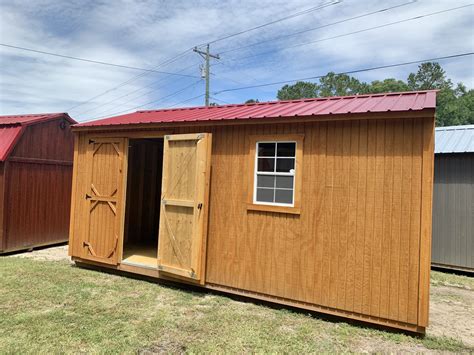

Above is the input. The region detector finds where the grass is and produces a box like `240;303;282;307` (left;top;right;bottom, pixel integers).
0;257;471;354
431;270;474;289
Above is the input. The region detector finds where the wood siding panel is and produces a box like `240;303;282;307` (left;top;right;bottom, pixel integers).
2;118;74;253
4;162;72;251
11;118;74;161
0;163;5;250
202;118;431;327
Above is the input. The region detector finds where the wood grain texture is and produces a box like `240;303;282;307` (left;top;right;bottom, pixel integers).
69;115;435;332
157;133;212;283
201;118;433;329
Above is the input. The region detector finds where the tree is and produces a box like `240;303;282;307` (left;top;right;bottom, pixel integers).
245;99;260;104
407;62;451;90
318;72;369;97
275;62;473;126
368;78;410;93
277;81;319;100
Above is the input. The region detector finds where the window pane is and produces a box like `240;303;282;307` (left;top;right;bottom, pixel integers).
257;175;275;188
276;176;293;189
275;189;293;204
276;158;295;172
277;142;295;157
256;188;274;203
257;158;275;172
258;143;275;157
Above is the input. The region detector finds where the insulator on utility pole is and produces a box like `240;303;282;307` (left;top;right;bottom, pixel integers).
193;44;220;107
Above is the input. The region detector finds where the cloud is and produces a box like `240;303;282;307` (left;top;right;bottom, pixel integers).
0;0;473;120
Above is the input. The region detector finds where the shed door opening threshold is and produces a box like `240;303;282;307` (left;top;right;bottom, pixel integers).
121;138;163;268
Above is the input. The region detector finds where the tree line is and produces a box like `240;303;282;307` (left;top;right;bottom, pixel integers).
245;63;472;126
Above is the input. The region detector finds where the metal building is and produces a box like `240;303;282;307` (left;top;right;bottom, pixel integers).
433;125;474;272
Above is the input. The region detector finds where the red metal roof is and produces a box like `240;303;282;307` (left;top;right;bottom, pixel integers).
0;113;75;125
76;90;437;128
0;113;76;162
0;126;23;161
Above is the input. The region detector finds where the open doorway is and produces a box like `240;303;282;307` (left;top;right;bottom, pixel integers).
122;138;163;267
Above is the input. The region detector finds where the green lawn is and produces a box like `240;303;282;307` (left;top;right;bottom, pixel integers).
0;257;471;354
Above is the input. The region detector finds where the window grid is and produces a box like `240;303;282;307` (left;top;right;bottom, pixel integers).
254;141;296;206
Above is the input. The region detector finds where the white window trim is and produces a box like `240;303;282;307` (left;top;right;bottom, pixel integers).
253;140;296;207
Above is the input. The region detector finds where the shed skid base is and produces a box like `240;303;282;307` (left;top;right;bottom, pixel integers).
432;263;473;274
72;257;425;334
0;240;68;255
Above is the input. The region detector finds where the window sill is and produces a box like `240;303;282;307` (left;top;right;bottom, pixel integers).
246;203;300;215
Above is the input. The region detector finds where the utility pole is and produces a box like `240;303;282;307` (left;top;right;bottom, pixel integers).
193;44;220;106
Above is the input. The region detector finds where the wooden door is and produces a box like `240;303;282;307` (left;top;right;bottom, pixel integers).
81;137;127;265
158;133;212;282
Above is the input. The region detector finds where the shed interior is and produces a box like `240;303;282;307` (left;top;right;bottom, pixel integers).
122;138;163;267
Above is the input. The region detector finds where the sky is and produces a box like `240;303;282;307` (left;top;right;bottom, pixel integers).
0;0;473;122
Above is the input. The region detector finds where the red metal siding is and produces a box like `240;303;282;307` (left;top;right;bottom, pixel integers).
76;90;437;128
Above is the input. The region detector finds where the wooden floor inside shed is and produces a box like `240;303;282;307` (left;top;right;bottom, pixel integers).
121;244;157;268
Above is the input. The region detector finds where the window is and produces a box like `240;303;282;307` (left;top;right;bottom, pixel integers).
255;141;296;205
247;134;303;214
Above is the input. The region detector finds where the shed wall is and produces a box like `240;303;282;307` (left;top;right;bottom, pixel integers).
199;117;433;328
432;153;474;271
70;115;434;330
1;118;74;252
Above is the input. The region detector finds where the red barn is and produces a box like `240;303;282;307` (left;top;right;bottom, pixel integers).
0;113;76;253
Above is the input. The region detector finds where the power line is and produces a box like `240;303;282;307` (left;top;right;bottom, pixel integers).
166;93;206;108
0;43;200;78
210;96;232;105
197;0;340;47
219;0;416;55
65;49;194;111
224;4;473;64
213;52;474;94
85;79;203;121
67;1;340;113
74;62;200;117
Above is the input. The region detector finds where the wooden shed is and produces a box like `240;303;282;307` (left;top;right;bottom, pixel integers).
432;125;473;273
69;90;436;333
0;113;75;253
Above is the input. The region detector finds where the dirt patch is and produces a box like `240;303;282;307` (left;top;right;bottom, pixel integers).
8;245;70;262
428;285;474;347
352;337;432;353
